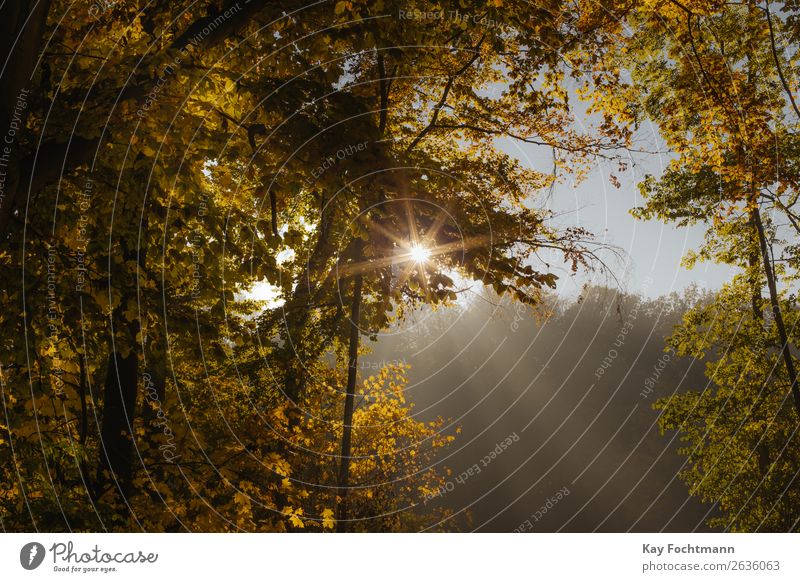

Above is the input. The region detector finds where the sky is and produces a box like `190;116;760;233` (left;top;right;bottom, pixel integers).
497;127;734;299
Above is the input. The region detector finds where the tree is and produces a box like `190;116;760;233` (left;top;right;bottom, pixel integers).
1;0;630;531
656;278;800;531
603;0;800;530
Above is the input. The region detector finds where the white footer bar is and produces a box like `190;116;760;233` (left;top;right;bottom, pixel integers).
1;533;796;581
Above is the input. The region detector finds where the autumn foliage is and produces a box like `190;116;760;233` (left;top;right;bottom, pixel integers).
2;0;800;532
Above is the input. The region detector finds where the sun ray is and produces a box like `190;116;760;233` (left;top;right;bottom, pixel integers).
420;209;451;248
335;232;496;279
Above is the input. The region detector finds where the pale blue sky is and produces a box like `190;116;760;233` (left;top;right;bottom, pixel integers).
497;128;734;299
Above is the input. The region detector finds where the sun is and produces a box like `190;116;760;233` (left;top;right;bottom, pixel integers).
408;243;431;264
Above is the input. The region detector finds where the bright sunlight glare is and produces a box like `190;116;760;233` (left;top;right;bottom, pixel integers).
409;243;431;263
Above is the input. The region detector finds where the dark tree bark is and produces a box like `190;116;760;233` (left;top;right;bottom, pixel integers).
336;242;364;532
753;206;800;417
748;210;773;479
97;350;138;499
0;0;52;235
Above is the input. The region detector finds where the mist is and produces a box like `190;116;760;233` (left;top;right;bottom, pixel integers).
364;286;716;532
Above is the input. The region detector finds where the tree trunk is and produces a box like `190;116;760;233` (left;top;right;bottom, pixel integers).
97;351;138;499
747;212;773;481
336;265;363;532
753;206;800;417
0;0;51;235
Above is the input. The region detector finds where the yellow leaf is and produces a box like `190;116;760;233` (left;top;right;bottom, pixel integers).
322;508;335;529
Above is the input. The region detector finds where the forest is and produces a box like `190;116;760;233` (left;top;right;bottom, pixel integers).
1;0;800;533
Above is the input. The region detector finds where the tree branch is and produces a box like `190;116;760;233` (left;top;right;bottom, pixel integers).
406;38;485;153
